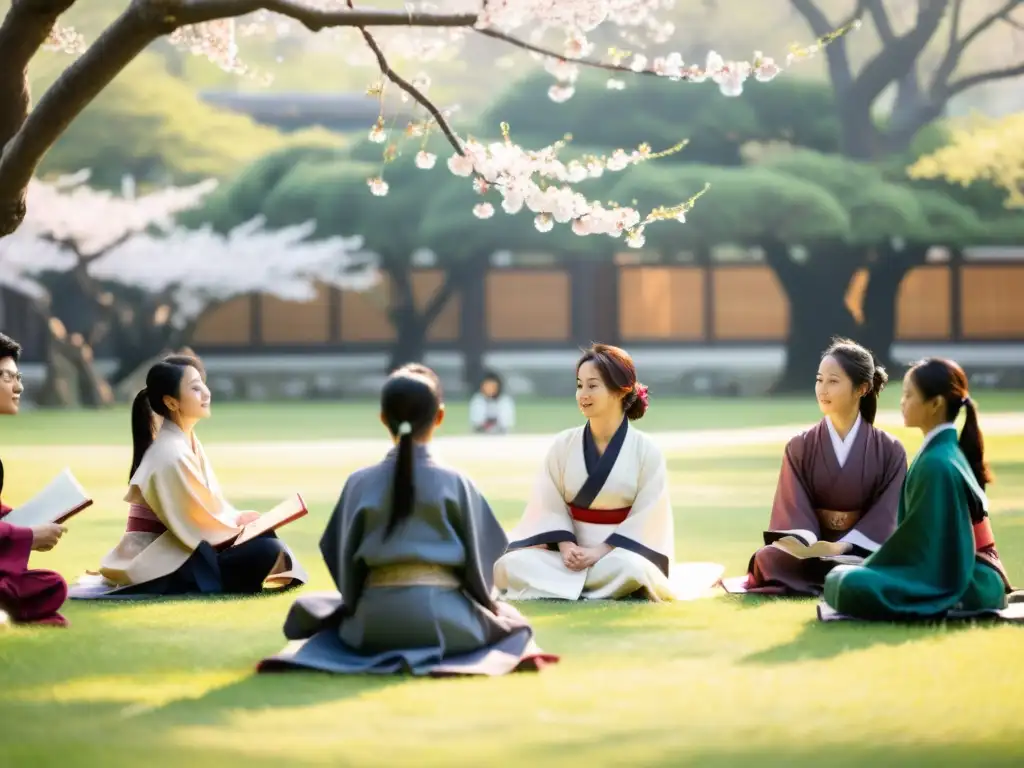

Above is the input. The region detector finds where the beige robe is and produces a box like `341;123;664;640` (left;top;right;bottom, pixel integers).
494;422;685;601
69;421;306;595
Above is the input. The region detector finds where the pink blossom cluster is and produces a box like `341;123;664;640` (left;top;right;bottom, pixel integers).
441;136;657;244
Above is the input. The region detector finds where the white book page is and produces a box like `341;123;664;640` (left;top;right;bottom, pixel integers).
3;468;93;526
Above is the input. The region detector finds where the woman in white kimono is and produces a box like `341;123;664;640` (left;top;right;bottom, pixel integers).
494;343;679;602
258;364;557;676
68;354;306;599
468;370;516;434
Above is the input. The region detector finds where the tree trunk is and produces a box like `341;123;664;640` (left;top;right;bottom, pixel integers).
35;315;113;408
459;257;488;390
764;241;861;393
859;244;930;376
384;260;471;373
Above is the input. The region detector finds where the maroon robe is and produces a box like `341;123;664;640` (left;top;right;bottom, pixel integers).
746;419;907;596
0;457;69;626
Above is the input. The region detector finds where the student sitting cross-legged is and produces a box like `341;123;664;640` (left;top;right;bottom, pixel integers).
0;332;70;627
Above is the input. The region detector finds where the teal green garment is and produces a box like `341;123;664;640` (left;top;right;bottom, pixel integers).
823;427;1006;620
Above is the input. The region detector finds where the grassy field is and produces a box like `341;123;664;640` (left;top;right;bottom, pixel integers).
2;393;1024;767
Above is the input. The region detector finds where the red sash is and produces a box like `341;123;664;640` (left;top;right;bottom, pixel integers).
569;505;630;525
126;503;168;534
973;518;995;550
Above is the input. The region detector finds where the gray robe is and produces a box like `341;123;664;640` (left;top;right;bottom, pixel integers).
258;445;558;676
746;419;907;595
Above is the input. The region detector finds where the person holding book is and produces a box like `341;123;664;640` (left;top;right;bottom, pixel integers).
493;343;700;602
468;370;516;434
822;358;1014;621
0;332;70;627
736;338;908;596
68;354;307;599
258;364;558;676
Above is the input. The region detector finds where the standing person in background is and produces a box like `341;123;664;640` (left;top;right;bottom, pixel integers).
469;370;516;434
0;333;70;627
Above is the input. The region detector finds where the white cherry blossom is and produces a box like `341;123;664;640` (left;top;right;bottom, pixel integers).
89;217;378;329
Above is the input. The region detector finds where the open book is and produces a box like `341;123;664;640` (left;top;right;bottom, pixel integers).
1;468;93;527
232;493;308;546
769;535;859;561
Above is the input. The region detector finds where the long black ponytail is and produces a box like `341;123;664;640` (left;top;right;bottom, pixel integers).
910;357;993;489
128;354;205;480
380;364;443;538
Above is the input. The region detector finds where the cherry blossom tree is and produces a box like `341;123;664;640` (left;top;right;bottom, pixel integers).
0;1;860;244
88;215;377;356
0;171;218;404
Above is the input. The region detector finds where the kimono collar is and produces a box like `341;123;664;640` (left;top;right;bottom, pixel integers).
158;419;200;452
825;412;862;447
919;422;956;453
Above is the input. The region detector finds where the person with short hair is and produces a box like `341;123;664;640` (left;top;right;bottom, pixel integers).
468;370;515;434
0;332;70;627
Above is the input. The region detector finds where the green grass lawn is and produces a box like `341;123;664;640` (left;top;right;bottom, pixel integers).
2;395;1024;767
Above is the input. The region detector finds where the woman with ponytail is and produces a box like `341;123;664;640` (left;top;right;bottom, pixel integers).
259;364;558;677
494;343;704;602
68;354;307;599
734;337;908;596
822;358;1014;621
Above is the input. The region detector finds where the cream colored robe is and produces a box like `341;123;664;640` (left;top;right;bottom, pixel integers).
494;421;678;601
70;421;306;596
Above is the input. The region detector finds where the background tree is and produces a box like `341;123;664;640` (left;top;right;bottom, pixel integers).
29;52;343;189
88;214;375;393
907;111;1024;209
3;170;217;404
0;1;856;241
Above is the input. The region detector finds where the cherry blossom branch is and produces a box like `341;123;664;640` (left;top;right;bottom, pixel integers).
0;1;479;236
474;28;659;77
174;1;477;31
345;0;464;157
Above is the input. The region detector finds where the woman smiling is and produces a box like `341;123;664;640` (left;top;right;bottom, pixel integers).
493;343;678;602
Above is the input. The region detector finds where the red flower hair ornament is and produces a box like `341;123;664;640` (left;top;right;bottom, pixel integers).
636;383;649;408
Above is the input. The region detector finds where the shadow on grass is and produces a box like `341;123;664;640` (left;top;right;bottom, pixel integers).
739;614;984;665
132;667;412;729
515;730;1024;767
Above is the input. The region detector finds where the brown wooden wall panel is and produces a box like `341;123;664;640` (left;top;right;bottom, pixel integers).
340;280;393;342
486;270;570;341
259;284;331;344
712;266;788;340
962;266;1024;338
619;267;703;340
191;295;253;345
896;266;951;340
412;270;460;341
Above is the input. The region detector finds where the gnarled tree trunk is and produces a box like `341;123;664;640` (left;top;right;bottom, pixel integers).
859;243;931;376
764;240;861;392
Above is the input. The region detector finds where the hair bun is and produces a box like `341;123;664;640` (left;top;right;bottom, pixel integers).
872;366;888;391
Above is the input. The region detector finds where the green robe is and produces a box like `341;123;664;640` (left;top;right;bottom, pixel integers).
823;426;1006;620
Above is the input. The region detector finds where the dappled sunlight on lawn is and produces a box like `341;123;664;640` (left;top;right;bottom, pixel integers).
2;400;1024;765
